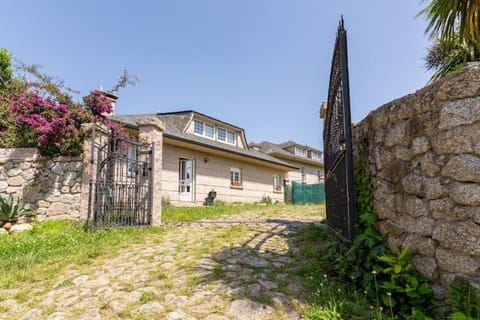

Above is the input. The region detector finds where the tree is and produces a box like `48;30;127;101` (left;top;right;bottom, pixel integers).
0;48;13;89
420;0;480;46
419;0;480;80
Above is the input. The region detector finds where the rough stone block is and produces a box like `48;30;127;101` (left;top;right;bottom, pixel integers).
442;154;480;183
402;172;425;196
450;183;480;206
385;120;411;147
411;255;438;279
420;152;441;177
0;181;8;192
436;249;479;275
433;221;480;256
397;215;434;236
411;137;431;155
377;220;404;237
438;96;480;130
424;177;447;199
373;192;396;220
7;176;24;187
402;234;436;257
432;126;480;155
404;196;429;217
47;202;71;216
6;168;22;177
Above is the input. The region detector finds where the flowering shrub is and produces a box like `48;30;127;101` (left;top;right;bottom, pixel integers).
1;85;119;157
0;51;134;157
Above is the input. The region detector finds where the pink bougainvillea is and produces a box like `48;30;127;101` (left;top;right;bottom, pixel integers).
3;88;120;157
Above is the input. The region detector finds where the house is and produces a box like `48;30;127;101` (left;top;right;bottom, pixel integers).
111;111;298;206
249;140;324;185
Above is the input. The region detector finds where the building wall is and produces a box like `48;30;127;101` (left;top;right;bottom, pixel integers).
352;65;480;296
284;162;323;184
162;143;286;206
0;148;82;220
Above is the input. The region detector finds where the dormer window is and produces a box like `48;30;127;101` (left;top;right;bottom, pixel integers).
205;123;215;139
194;120;204;135
217;128;226;142
227;131;236;144
311;151;321;161
295;147;306;157
194;119;237;145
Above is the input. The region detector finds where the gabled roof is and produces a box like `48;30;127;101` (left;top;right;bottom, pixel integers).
278;140;323;154
250;141;324;166
110;112;298;170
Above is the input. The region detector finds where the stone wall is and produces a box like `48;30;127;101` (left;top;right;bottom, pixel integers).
0;148;82;220
352;65;480;296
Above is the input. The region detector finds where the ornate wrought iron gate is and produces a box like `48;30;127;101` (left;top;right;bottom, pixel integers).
87;128;154;229
323;18;356;242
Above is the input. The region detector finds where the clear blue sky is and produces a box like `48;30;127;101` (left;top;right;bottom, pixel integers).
2;1;432;150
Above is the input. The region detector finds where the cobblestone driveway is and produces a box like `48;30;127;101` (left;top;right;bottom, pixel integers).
5;206;323;320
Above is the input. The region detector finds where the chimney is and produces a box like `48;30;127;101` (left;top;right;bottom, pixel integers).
97;86;119;117
319;101;327;119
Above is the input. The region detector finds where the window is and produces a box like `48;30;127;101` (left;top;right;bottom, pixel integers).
317;169;323;183
227;131;236;145
127;147;137;175
311;151;321;161
273;175;281;191
205;123;215;139
193;120;237;146
217;128;226;142
194;120;204;135
301;167;306;183
230;167;242;187
295;147;306;157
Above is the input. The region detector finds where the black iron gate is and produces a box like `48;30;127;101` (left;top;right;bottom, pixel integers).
323;18;356;242
87;127;154;229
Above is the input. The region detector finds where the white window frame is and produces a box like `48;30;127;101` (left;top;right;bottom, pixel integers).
193;120;237;146
217;127;226;142
311;151;321;160
194;120;204;135
273;175;281;191
230;167;242;187
295;147;306;157
226;130;236;145
204;123;215;139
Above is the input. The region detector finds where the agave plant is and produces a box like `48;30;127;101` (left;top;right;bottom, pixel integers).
0;194;31;223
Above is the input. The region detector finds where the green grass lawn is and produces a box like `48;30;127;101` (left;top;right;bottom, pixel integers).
162;203;266;222
0;220;165;288
162;203;325;222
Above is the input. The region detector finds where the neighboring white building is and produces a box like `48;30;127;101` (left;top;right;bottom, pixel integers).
249;140;324;185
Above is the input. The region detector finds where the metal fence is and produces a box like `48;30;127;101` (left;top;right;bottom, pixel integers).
291;182;325;205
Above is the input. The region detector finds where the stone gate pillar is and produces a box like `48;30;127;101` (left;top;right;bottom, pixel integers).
137;117;164;226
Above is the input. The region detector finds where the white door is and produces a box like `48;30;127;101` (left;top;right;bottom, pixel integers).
179;159;194;202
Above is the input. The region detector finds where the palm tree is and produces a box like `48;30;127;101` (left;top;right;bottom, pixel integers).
420;0;480;79
420;0;480;46
425;34;480;80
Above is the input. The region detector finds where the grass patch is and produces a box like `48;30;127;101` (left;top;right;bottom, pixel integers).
294;224;379;319
162;203;265;222
162;203;325;222
0;219;165;288
139;291;158;303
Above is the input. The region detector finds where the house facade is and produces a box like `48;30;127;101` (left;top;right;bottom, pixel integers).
249;141;324;185
112;111;297;206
